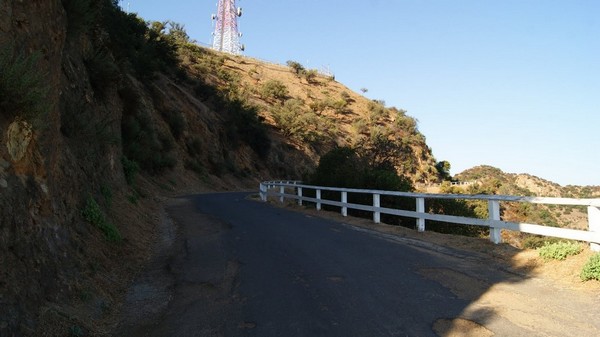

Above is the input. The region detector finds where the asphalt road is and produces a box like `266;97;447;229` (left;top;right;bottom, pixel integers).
116;192;600;336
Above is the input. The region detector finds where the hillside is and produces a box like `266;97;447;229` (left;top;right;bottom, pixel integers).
450;165;597;245
0;1;441;335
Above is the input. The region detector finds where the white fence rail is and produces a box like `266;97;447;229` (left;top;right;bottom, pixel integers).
259;181;600;251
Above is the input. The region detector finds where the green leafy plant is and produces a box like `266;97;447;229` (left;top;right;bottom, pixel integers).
121;156;139;185
0;45;49;124
259;80;288;102
286;60;305;76
82;196;122;242
302;69;318;84
580;253;600;281
538;241;582;261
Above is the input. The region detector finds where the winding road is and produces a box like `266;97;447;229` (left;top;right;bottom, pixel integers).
116;192;600;336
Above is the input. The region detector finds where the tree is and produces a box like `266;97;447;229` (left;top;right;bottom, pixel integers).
436;160;452;181
286;60;305;76
166;21;190;45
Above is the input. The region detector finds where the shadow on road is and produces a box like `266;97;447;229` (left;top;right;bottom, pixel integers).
115;192;600;337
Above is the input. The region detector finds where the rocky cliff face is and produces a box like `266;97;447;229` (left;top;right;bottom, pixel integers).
0;1;171;334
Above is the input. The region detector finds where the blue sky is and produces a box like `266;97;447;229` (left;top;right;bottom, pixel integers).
124;0;599;186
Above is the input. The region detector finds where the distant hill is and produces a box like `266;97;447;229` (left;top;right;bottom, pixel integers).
449;165;597;241
455;165;600;198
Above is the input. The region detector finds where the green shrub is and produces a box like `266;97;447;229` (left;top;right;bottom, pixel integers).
0;46;49;123
259;80;288;102
82;196;122;242
286;60;305;76
225;99;271;159
538;241;582;261
121;105;177;173
303;69;318;84
121;156;139;185
580;254;600;281
271;100;322;144
102;3;179;79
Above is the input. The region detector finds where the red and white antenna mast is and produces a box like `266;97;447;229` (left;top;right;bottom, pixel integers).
211;0;245;55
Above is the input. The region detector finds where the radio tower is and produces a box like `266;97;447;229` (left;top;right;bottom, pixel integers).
211;0;244;55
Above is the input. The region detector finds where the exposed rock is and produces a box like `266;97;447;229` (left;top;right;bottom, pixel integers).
5;118;33;162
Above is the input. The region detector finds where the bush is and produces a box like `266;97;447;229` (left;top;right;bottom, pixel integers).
102;3;179;79
580;254;600;281
259;80;288;102
81;196;122;242
0;45;49;124
225;99;271;159
303;69;318;84
271;99;325;144
538;241;582;261
121;156;139;185
120;88;177;173
286;60;305;76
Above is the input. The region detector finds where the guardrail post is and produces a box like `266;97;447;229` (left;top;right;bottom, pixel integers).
259;183;267;202
373;193;381;223
279;186;285;203
416;197;425;232
341;191;347;217
316;189;322;211
488;200;502;244
589;206;600;252
297;187;303;206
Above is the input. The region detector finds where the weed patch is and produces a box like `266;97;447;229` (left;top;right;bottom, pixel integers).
82;196;122;242
538;241;582;261
580;253;600;281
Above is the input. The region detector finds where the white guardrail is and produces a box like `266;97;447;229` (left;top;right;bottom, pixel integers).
259;181;600;251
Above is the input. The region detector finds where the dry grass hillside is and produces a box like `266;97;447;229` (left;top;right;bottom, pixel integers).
177;45;440;183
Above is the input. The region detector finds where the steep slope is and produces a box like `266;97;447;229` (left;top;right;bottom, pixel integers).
175;43;440;183
0;1;441;335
